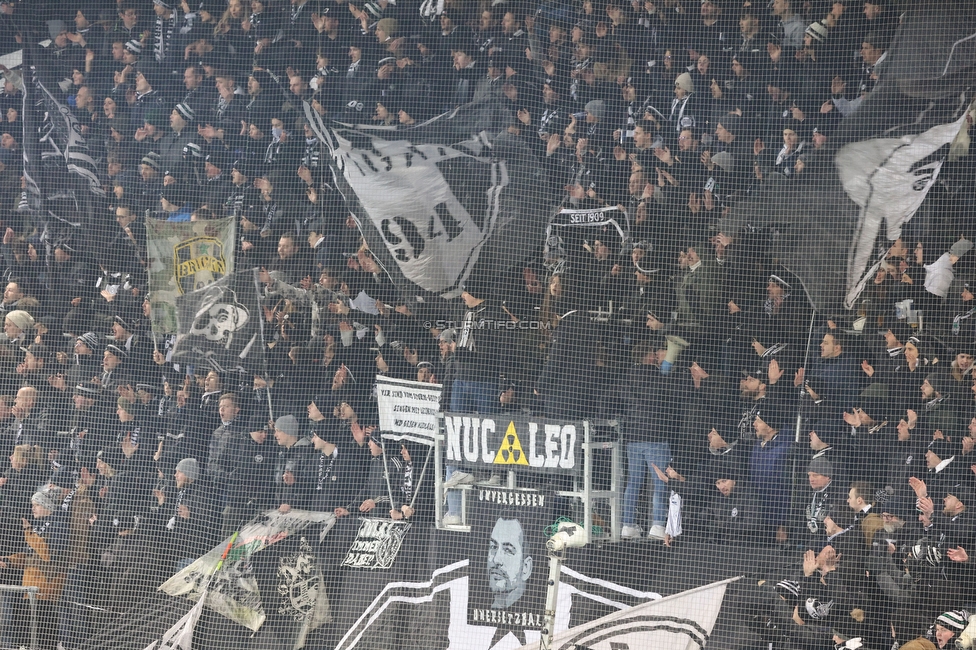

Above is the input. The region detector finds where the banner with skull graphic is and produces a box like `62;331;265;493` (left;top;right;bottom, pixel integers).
169;268;267;374
159;509;336;638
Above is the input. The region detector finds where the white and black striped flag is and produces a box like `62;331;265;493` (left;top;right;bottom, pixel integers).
303;99;551;302
21;42;105;234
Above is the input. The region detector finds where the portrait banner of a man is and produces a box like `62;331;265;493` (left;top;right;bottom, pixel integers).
466;487;552;637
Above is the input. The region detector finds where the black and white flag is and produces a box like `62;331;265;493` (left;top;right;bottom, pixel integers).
169;268;267;374
21;42;105;235
518;577;738;650
304;99;551;301
715;0;976;312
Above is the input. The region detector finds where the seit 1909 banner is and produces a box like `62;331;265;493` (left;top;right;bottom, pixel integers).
443;414;582;475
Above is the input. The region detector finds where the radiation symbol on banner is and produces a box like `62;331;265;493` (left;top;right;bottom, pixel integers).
493;422;529;466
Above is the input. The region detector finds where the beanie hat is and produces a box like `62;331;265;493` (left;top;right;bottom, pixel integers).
945;483;975;506
584;99;606;121
105;344;128;359
808;456;833;478
97;447;124;469
950;238;974;258
5;310;34;331
310;394;331;410
136;64;161;91
248;413;270;433
856;382;889;422
32;486;62;512
674;72;695;93
176;457;200;482
113;313;135;332
753;400;788;432
232;158;252;177
924;372;949;397
881;494;914;522
205;148;233;172
141;152;162;171
183;141;205;163
50;465;80;490
124;39;143;55
936;610;969;632
708;456;741;483
174;102;196;123
144;109;168;129
275;414;301;438
461;275;491;299
805;21;828;44
160;185;187;207
74;383;99;398
809;421;845;449
77;331;101;352
862;31;888;50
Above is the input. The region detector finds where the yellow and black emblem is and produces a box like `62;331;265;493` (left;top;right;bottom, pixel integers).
173;236;227;294
492;422;529;466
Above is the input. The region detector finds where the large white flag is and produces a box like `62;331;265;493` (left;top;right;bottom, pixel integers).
519;576;739;650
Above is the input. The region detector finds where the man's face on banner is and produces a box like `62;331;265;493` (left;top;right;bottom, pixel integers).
487;517;532;609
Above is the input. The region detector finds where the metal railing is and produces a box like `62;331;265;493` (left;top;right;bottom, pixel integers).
0;584;38;650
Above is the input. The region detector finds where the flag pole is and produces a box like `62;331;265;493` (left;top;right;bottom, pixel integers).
211;529;240;576
540;549;564;650
380;438;396;512
407;445;433;510
250;267;275;424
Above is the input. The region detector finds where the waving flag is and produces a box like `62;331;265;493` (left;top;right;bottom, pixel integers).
159;510;336;632
304;99;551;301
168;269;267;374
21;42;106;237
716;0;976;312
518;577;739;650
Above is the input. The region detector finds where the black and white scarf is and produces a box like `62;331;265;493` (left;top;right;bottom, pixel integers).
154;9;180;63
215;94;233;121
31;516;54;539
225;185;248;216
538;104;562;136
61;486;80;513
316;448;338;490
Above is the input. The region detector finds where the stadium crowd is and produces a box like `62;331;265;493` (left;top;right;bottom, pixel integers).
0;0;971;648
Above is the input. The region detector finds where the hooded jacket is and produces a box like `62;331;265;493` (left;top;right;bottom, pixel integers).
274;437;317;509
